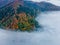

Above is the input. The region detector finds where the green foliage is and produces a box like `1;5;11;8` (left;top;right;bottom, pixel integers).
0;18;12;28
0;4;40;31
17;5;36;17
0;6;14;20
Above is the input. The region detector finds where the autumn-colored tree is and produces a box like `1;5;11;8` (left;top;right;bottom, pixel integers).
16;12;35;31
10;17;18;30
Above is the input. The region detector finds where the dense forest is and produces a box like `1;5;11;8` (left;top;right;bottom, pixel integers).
0;3;40;31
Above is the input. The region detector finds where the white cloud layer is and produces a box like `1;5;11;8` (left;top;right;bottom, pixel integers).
0;11;60;45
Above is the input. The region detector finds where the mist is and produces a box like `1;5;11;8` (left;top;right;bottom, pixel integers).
0;11;60;45
0;0;60;45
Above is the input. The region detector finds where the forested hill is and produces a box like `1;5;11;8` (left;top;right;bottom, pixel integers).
0;0;40;31
24;1;60;11
0;0;60;31
0;0;60;11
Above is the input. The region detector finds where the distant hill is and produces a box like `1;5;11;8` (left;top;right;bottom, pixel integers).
0;0;60;11
24;1;60;11
37;1;60;11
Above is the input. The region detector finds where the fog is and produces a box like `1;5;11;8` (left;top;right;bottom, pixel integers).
0;0;60;45
0;11;60;45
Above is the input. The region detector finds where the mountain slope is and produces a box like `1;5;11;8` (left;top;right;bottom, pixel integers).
0;0;60;31
24;1;60;11
38;1;60;11
0;0;40;31
0;0;60;11
0;0;14;8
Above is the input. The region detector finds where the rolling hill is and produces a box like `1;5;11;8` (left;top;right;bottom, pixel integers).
0;0;60;31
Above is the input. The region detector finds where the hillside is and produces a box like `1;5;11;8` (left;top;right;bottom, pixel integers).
38;1;60;11
0;0;60;31
24;1;60;11
0;0;40;31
